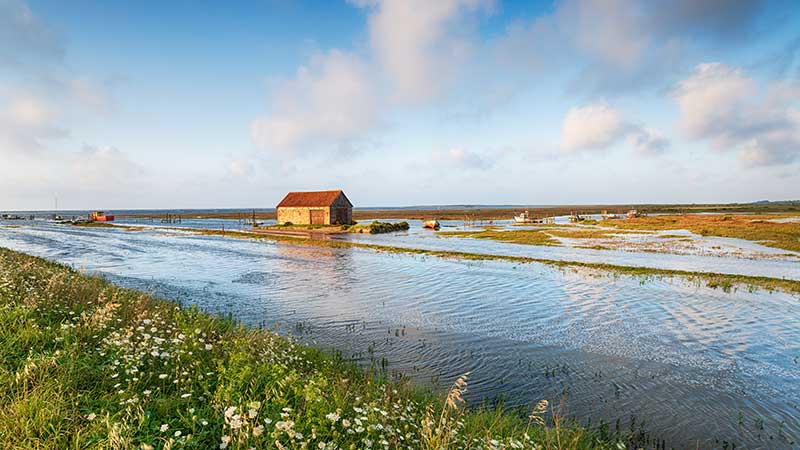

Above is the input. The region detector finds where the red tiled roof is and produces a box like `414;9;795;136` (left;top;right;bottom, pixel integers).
276;190;350;208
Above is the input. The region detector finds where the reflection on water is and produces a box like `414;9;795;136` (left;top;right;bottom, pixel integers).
0;222;798;448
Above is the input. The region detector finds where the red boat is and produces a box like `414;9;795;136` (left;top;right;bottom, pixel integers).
89;211;115;222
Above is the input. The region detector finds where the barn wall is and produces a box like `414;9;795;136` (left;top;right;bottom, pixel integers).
277;207;331;225
330;195;353;224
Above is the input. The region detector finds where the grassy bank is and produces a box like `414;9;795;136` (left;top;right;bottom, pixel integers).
0;247;633;450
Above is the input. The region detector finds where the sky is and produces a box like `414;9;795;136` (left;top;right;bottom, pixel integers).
1;0;799;210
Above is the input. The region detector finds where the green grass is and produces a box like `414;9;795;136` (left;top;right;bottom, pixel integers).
438;229;560;246
345;221;410;234
0;247;634;449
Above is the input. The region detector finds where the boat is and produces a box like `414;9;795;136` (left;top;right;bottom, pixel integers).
513;210;536;224
568;212;585;223
626;209;643;219
601;210;621;220
89;211;115;222
422;219;440;230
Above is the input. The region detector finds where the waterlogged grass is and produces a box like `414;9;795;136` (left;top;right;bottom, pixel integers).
138;225;800;296
438;229;560;246
602;214;800;253
0;247;631;450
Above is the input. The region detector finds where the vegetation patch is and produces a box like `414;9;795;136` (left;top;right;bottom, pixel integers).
602;214;800;253
0;247;633;450
438;229;560;246
346;221;410;234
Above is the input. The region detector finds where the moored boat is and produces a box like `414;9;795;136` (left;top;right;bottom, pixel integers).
89;211;115;222
513;210;534;224
422;219;440;230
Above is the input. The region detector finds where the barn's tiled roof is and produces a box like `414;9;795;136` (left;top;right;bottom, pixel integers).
276;190;350;208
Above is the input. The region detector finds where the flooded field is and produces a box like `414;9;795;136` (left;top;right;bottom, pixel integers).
0;220;798;448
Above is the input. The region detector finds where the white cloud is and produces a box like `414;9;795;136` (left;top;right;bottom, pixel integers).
431;147;493;170
675;62;800;166
354;0;494;103
561;103;669;155
251;50;379;155
561;104;626;152
0;88;68;155
628;127;670;155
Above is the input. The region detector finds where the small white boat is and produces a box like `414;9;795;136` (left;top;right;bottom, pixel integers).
422;219;440;230
514;211;534;224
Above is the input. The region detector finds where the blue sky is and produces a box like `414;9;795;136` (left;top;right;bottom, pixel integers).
1;0;799;209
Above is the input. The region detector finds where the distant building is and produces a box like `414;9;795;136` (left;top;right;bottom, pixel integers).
276;190;353;225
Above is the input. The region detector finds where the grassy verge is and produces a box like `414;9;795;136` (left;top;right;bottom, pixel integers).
601;214;800;253
0;247;631;449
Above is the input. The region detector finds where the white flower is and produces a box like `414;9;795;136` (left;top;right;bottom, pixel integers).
86;413;96;421
252;425;264;436
160;424;169;432
224;406;236;418
341;419;350;428
201;419;209;426
181;393;191;398
325;412;340;422
205;344;213;350
229;417;242;429
174;430;181;437
158;374;168;379
248;408;258;419
143;390;152;395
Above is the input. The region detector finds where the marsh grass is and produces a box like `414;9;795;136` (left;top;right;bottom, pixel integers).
438;229;560;246
602;214;800;253
0;247;636;450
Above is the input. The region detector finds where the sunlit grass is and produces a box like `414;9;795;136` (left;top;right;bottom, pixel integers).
601;214;800;253
0;247;634;450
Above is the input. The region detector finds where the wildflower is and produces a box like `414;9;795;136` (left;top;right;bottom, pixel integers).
325;411;340;422
158;374;168;379
143;390;152;395
205;344;213;350
253;425;265;436
201;419;209;426
219;435;231;449
224;406;236;418
160;424;169;432
229;417;242;429
86;413;96;421
181;393;191;398
264;418;272;424
248;408;258;419
189;408;195;414
174;430;181;437
341;419;350;428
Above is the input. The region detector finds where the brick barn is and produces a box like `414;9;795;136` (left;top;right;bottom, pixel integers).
276;190;353;225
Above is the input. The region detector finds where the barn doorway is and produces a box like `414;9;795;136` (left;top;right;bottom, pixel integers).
310;210;325;225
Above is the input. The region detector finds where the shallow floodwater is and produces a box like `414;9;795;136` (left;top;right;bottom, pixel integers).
0;221;798;449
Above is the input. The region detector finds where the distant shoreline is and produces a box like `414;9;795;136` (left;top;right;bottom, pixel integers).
3;201;800;220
